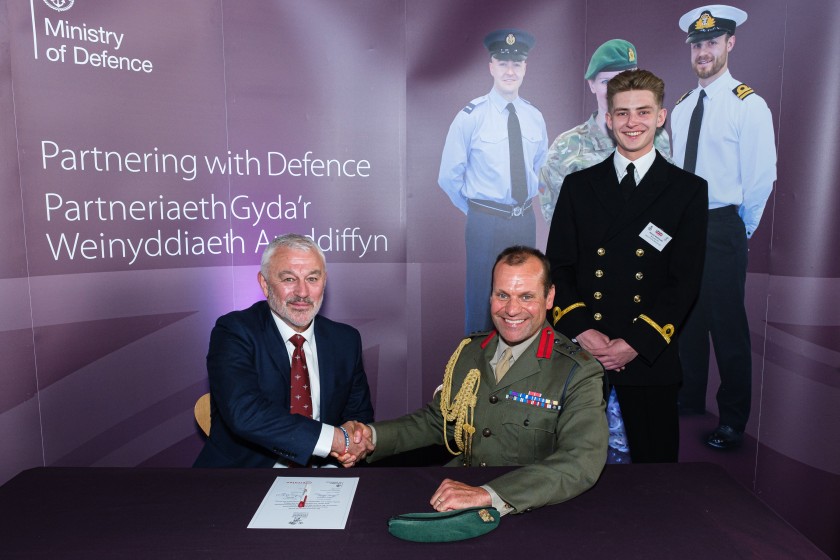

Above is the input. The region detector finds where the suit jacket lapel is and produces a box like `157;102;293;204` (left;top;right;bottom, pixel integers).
473;338;497;387
313;317;333;413
588;154;625;220
262;304;291;383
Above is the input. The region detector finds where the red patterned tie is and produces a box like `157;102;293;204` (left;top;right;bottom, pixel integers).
289;334;313;418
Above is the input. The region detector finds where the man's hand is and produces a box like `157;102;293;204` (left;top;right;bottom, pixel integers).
575;329;610;353
330;421;374;467
590;338;638;371
429;479;491;511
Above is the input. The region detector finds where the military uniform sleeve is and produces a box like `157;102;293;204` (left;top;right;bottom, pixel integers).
484;353;608;512
624;175;708;364
438;110;473;214
546;175;595;339
539;134;578;224
737;97;776;237
369;337;481;462
367;393;450;460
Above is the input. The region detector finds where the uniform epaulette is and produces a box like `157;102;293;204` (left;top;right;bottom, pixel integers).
550;330;595;364
675;89;695;105
520;97;534;106
462;96;488;114
732;83;755;100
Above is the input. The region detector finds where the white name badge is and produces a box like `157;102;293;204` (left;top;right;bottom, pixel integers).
639;222;672;251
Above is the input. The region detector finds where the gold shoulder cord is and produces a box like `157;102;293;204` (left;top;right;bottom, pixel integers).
439;338;481;463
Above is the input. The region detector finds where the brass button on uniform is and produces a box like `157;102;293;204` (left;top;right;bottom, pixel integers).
489;395;498;404
597;248;606;256
636;248;645;257
482;428;492;437
635;272;644;280
595;269;604;278
633;295;641;303
594;313;603;321
594;291;603;300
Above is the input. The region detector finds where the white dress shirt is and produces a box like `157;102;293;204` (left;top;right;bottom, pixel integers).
671;69;777;237
613;146;657;185
272;315;335;465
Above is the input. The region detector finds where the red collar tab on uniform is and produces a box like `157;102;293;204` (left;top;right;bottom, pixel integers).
537;327;554;359
480;331;498;349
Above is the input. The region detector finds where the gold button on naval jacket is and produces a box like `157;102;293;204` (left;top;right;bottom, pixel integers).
594;313;603;321
482;428;492;437
594;291;602;300
489;395;498;404
635;272;644;280
633;295;641;303
597;248;606;256
636;248;645;257
595;269;604;278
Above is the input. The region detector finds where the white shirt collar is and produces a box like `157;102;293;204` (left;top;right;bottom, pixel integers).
272;312;316;345
698;69;733;99
613;147;657;183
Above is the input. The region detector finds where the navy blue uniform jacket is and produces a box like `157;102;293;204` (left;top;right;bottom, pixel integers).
194;301;374;467
546;152;708;386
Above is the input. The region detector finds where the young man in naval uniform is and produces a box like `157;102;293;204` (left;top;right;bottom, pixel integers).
546;70;708;463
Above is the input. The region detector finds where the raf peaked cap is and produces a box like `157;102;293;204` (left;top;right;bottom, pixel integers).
679;4;747;43
483;29;535;61
584;39;637;80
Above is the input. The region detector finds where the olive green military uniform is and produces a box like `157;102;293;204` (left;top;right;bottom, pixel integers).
370;324;608;513
538;114;672;223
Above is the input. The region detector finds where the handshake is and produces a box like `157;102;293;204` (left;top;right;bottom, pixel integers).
330;420;375;467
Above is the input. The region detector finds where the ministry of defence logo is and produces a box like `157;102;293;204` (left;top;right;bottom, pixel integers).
43;0;74;12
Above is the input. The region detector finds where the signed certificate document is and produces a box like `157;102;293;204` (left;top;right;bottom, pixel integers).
247;477;359;529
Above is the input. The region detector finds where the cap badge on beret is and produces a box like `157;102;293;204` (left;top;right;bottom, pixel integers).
583;39;638;79
505;33;516;46
695;11;716;31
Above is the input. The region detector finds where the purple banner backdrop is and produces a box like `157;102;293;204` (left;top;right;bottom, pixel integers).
1;0;838;556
